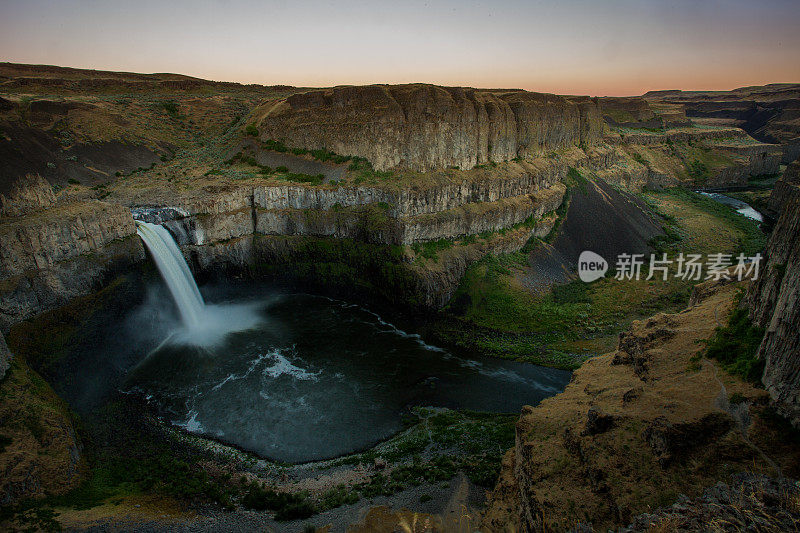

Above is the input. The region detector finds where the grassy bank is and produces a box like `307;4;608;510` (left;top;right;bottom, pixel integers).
428;186;767;368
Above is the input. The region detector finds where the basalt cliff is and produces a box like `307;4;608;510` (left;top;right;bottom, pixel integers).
746;160;800;425
255;85;603;171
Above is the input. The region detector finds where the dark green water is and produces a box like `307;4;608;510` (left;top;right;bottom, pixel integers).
62;285;571;463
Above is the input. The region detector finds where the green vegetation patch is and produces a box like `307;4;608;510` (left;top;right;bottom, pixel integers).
644;187;766;256
242;484;314;520
703;295;765;383
332;408;517;493
432;182;763;369
411;239;454;262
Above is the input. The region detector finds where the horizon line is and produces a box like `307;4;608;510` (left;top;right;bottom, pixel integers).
3;60;798;99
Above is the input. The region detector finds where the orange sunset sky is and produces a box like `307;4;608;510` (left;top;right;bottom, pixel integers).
1;0;799;96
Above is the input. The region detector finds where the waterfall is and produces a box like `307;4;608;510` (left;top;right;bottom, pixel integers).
136;221;206;328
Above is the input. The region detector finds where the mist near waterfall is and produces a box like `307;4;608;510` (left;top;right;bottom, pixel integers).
136;221;262;347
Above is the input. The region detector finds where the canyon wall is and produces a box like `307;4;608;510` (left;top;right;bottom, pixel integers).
746;160;800;425
599;97;661;129
644;83;800;164
0;174;56;218
150;171;570;307
256;85;603;171
0;191;144;332
0;161;572;331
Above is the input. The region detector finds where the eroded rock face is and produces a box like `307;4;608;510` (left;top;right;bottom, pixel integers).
620;474;800;533
0;200;136;278
768;159;799;215
257;85;603;171
746;161;800;425
0;199;143;331
644;83;800;164
0;356;84;505
599;97;660;129
0;331;10;380
0;174;55;218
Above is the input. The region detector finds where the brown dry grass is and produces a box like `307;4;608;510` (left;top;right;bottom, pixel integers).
482;280;800;532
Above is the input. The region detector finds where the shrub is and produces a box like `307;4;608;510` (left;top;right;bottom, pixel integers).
263;139;289;152
631;152;648;166
411;239;453;262
688;160;709;181
320;484;359;510
245;124;259;137
704;304;765;383
162;100;180;117
551;280;591;304
242;484;316;520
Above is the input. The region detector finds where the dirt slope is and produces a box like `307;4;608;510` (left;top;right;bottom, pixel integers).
482;278;800;531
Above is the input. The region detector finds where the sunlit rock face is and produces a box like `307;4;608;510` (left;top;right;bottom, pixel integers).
256;84;603;171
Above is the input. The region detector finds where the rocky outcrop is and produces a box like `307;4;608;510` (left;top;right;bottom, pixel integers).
649;103;692;128
253;163;564;218
606;126;750;146
256;85;603;171
620;474;800;532
644;83;800;164
608;127;781;187
599;97;660;129
746;161;800;425
483;280;795;532
0;201;137;278
0;199;143;331
706;142;782;187
0;174;56;218
767;159;800;215
0;355;84;505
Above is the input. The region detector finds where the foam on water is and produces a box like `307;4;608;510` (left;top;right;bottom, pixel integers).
263;350;319;381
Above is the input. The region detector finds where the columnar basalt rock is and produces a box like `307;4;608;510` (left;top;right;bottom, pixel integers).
746;160;800;425
0;200;144;331
768;159;800;215
256;84;603;171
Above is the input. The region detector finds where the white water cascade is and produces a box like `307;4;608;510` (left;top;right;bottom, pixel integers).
136;221;206;328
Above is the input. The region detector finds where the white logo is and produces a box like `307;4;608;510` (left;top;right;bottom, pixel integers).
578;251;608;283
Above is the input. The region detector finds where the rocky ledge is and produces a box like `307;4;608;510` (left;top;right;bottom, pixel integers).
0;180;143;331
255;84;603;171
